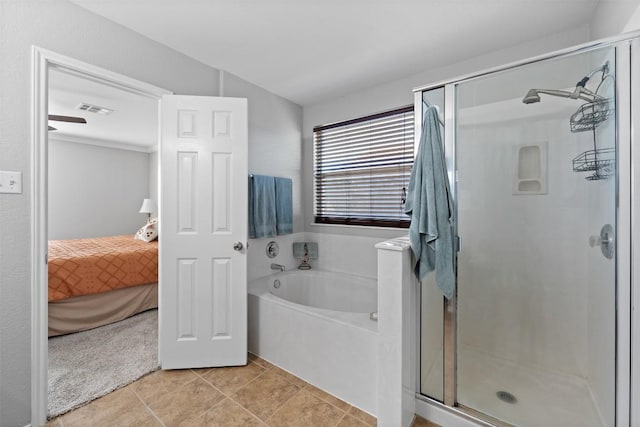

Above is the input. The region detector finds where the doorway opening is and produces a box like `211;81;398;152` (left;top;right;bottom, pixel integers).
31;47;171;426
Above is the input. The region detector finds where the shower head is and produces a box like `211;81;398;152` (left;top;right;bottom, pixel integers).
522;89;541;104
522;87;605;105
523;61;611;105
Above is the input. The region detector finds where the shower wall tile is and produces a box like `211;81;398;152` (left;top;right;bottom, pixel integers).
455;104;593;379
305;232;386;279
247;232;305;281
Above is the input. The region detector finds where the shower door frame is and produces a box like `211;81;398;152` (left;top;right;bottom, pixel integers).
413;32;638;426
631;36;640;427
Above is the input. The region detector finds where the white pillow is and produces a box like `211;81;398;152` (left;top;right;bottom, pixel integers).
135;218;158;242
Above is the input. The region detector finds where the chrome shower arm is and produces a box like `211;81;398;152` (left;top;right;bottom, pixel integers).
522;60;611;105
529;86;605;104
532;88;574;99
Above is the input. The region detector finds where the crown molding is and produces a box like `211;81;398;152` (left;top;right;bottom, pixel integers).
48;133;157;153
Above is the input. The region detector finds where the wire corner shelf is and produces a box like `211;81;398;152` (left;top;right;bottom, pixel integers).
572;147;615;180
570;99;614;133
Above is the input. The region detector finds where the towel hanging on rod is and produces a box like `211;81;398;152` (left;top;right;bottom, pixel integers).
405;106;455;299
422;100;444;126
248;174;293;238
248;175;277;238
249;174;294;183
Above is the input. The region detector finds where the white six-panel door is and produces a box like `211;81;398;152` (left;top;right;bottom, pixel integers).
160;95;248;369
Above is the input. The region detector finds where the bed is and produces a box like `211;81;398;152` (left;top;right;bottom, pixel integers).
48;235;158;337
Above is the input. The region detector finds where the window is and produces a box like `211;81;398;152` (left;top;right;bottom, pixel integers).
313;106;414;228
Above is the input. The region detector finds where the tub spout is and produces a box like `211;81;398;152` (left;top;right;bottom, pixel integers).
271;263;285;272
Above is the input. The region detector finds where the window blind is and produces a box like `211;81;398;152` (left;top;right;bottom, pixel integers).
313;106;414;228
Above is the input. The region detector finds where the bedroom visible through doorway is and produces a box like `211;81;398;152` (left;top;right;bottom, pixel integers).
46;67;161;417
31;47;172;425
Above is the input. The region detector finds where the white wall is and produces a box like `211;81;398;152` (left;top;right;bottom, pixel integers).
304;232;382;279
223;71;303;233
149;151;159;218
247;232;382;282
590;0;640;39
302;26;590;240
0;1;301;425
221;71;305;276
48;139;151;240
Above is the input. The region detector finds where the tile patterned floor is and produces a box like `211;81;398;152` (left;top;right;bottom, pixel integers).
411;417;440;427
46;353;439;427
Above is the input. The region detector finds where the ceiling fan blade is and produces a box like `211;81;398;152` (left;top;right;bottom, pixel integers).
48;114;87;124
48;125;57;131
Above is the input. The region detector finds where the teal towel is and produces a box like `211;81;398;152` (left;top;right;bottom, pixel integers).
404;106;455;299
249;175;277;238
275;177;293;235
248;176;255;237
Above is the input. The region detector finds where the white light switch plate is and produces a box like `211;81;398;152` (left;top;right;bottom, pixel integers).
0;171;23;194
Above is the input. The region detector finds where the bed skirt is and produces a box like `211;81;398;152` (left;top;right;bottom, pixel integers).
48;283;158;337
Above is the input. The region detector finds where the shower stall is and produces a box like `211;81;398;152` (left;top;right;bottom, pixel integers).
414;35;636;426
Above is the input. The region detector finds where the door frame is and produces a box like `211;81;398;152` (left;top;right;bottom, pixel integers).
30;46;171;426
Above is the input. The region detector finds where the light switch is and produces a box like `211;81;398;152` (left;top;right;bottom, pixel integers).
0;171;23;194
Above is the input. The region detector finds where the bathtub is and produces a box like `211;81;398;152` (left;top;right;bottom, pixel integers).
248;269;378;415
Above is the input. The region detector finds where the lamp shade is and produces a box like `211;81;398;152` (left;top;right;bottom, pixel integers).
139;198;156;215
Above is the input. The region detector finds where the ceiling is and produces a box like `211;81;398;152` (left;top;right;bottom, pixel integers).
50;0;601;149
69;0;601;106
49;68;158;150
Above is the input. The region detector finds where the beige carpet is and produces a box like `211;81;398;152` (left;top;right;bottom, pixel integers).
48;309;158;418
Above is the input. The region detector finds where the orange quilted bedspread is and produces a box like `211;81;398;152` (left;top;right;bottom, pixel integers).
48;235;158;302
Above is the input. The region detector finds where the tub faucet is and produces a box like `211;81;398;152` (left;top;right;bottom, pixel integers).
271;263;285;272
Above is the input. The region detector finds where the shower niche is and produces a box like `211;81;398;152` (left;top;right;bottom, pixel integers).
512;142;547;195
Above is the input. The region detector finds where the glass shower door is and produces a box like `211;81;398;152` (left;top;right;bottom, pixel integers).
454;46;616;426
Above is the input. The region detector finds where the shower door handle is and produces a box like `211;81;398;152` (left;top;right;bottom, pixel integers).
589;224;614;259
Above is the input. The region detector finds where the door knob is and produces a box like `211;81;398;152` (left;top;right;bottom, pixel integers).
589;224;614;260
233;242;244;251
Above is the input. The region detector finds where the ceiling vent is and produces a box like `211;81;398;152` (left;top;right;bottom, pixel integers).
76;102;114;115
